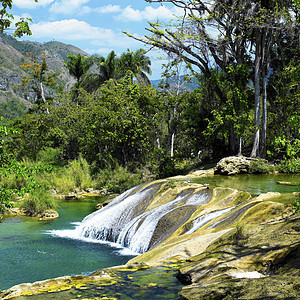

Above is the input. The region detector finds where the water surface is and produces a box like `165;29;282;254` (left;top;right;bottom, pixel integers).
190;173;300;194
0;199;135;291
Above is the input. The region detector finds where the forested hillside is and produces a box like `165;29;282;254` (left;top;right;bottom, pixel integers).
0;33;88;119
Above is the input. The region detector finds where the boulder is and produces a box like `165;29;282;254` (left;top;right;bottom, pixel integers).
38;209;59;221
215;156;256;175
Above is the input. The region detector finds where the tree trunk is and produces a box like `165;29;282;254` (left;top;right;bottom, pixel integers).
260;65;267;158
170;132;175;158
40;82;50;115
237;137;243;156
229;122;238;155
251;32;262;158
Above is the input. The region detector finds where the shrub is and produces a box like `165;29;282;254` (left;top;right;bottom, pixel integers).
37;147;63;166
276;158;300;174
231;223;248;246
96;165;144;194
42;155;95;194
19;189;57;216
157;155;176;179
249;159;274;174
293;194;300;213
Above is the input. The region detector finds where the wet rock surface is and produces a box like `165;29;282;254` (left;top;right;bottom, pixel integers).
1;175;299;299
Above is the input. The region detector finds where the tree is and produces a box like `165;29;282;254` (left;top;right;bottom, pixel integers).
81;51;119;93
20;52;60;114
0;0;38;37
119;48;152;85
65;54;93;103
127;0;297;157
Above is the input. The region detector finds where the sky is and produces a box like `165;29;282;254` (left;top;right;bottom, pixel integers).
10;0;183;80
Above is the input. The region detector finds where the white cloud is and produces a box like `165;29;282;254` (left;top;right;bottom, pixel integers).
14;0;54;9
95;5;121;14
31;19;113;40
118;6;143;22
77;4;121;16
116;5;183;22
49;0;89;15
84;48;116;55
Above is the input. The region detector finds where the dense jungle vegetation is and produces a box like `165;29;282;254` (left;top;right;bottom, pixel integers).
0;0;299;214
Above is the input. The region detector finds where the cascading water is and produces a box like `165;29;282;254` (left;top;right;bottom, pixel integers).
184;206;235;235
75;184;212;253
50;182;237;255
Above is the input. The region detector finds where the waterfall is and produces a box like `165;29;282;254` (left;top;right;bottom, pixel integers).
49;182;238;255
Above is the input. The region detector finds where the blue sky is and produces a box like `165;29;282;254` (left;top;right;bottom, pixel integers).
10;0;183;79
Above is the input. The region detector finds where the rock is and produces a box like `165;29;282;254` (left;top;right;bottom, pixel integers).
49;189;57;195
277;181;298;186
96;198;113;210
215;156;255;175
176;272;192;285
38;210;59;221
65;193;78;200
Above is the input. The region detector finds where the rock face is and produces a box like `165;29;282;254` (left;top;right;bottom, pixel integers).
0;33;89;119
215;156;255;175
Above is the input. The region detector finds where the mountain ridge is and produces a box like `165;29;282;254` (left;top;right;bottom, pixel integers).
0;33;89;119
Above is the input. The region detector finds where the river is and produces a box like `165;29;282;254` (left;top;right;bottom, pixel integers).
0;198;135;291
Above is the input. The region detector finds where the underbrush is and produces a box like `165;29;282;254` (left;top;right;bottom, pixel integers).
275;158;300;174
41;155;95;194
19;189;57;216
249;159;275;174
95;166;146;194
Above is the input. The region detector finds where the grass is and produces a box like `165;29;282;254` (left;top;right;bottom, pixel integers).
41;155;95;194
19;189;57;216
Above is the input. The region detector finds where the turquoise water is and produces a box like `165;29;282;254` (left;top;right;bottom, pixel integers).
0;199;135;291
190;173;300;194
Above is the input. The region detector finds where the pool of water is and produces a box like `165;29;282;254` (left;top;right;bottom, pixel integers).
0;199;136;291
189;173;300;194
17;266;183;300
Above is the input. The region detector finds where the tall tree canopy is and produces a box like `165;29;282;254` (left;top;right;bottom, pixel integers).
119;48;152;85
126;0;299;157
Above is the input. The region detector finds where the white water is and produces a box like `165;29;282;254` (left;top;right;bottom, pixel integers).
184;207;235;235
49;183;236;254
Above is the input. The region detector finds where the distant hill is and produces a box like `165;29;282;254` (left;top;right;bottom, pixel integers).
151;76;199;92
0;33;89;119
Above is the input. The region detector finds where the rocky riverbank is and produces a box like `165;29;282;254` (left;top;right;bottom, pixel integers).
1;157;299;299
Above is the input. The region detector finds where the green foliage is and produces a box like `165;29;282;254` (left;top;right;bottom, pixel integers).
19;188;56;216
95;165;144;194
292;193;300;213
249;159;274;174
42;155;94;194
157;155;176;179
0;98;27;120
0;0;37;37
37;147;63;166
0;158;53;211
0;187;13;212
276;159;300;174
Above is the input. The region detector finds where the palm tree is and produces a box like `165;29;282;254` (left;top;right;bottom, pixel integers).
82;51;120;93
65;54;93;85
119;49;152;85
65;54;93;102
